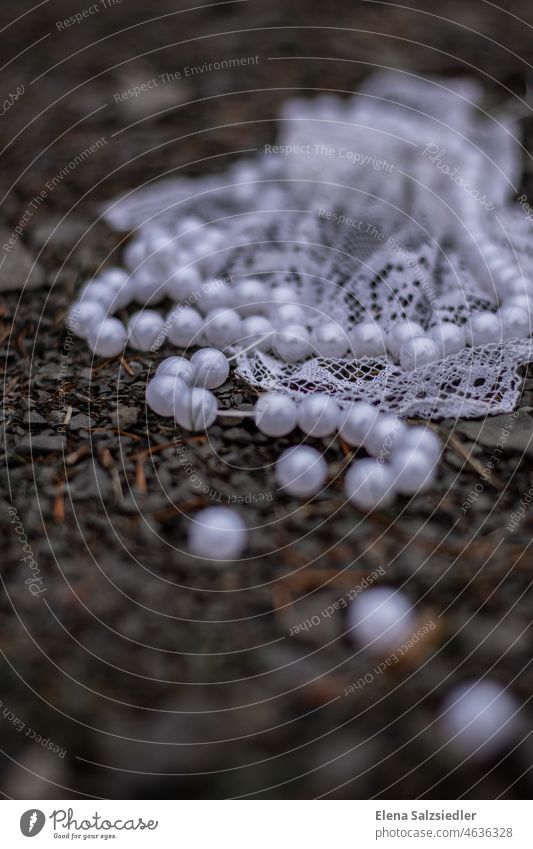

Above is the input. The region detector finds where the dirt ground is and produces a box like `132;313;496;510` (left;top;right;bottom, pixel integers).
1;0;533;799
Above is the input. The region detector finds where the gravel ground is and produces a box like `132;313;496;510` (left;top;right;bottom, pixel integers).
1;0;533;799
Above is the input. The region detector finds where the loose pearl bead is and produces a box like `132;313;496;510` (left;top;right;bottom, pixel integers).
440;680;519;758
465;311;501;346
167;306;204;348
499;305;531;339
386;321;426;360
349;320;387;358
338;402;378;447
80;280;117;312
240;315;273;352
272;302;308;327
173;387;218;431
166;266;202;302
188;506;247;560
123;238;146;271
197;282;235;315
69;300;105;338
156;356;195;384
127;310;166;351
146;374;187;416
204;308;242;349
191;347;230;389
298;394;339;437
391;446;437;495
344;458;395;511
399;335;441;371
503;275;533;299
87;318;127;358
234;279;266;316
310;321;349;358
273;324;312;362
364;414;407;458
428;322;466;357
255;392;298;436
99;268;134;310
132;269;167;306
347;586;415;654
276;445;327;497
270;285;297;306
503;293;533;313
399;427;442;463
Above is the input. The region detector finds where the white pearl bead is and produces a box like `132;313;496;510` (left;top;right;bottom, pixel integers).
132;269;167;306
345;458;395;511
273;324;312;362
440;680;519;758
502;275;533;299
338;402;378;447
347;586;415;654
428;322;466;357
503;293;533;313
68;300;105;338
364;414;406;458
146;374;187;416
399;335;441;371
99;268;134;310
465;311;501;346
240;316;273;352
391;446;437;495
204;308;242;349
276;445;327;497
255;392;298;436
349;320;387;358
298;394;339;437
167;306;204;348
188;507;247;560
399;427;442;463
87;318;127;358
234;279;266;316
197;282;235;315
310;321;349;358
191;347;230;389
80;280;117;312
165;266;202;302
156;356;195;384
272;302;308;328
173;387;218;430
123;238;146;271
127;310;166;351
269;285;297;306
499;305;531;339
386;321;426;360
142;233;177;277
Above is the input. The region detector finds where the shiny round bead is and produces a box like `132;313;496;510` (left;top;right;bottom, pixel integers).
273;324;312;362
465;311;501;346
502;275;533;299
298;394;339;437
349;320;387;358
99;267;134;310
79;280;117;311
338;402;378;447
399;427;442;463
203;308;242;349
428;322;466;358
191;347;230;389
310;321;349;358
255;392;298;436
87;318;127;358
499;305;531;339
188;507;247;560
132;269;167;306
347;586;415;654
399;335;441;371
385;321;426;360
364;414;406;458
123;238;146;271
234;279;266;316
166;266;202;302
197;281;235;315
391;446;437;495
173;387;218;431
68;300;105;338
440;680;519;758
146;374;188;417
240;316;273;352
276;445;327;497
156;356;195;384
127;310;166;351
167;306;204;348
344;458;395;511
269;285;297;306
503;293;533;313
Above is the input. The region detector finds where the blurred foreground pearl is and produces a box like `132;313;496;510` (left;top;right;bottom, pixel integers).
364;414;406;458
204;308;242;348
338;402;377;447
234;279;266;315
188;507;247;560
391;446;437;495
132;269;167;306
400;426;442;463
499;305;531;339
399;335;441;371
165;266;202;302
99;267;134;310
80;280;117;311
127;310;165;351
440;680;519;758
173;387;218;431
191;347;230;389
503;293;533;313
167;306;204;348
156;356;195;384
311;321;349;358
350;320;387;358
272;302;307;327
146;374;187;416
344;458;395;511
465;311;501;346
255;392;298;436
386;321;426;360
87;318;127;358
298;394;339;437
428;322;466;358
347;586;415;654
276;445;327;497
273;324;312;362
240;315;273;352
69;300;105;338
197;282;235;314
